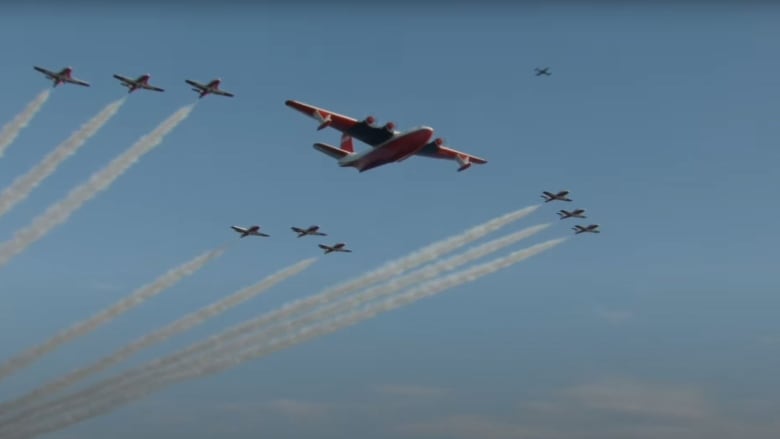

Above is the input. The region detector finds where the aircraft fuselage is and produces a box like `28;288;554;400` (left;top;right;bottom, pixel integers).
339;127;434;172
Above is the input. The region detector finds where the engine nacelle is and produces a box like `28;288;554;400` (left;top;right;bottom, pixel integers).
364;116;376;125
384;122;395;132
434;138;445;147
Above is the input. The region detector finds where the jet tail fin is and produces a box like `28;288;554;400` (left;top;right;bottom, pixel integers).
313;143;352;160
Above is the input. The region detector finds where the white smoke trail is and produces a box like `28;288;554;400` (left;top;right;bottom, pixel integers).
120;205;541;373
0;104;194;270
0;257;315;419
0;208;540;429
181;223;552;362
0;238;564;439
0;90;50;159
0;98;125;219
0;247;223;385
3;205;539;417
120;223;551;382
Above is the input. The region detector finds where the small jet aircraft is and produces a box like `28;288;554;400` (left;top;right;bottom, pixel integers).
535;67;551;76
318;243;352;254
185;78;234;98
541;190;572;203
230;225;270;238
291;225;327;238
33;66;90;88
573;224;600;234
113;73;165;93
557;209;586;219
285;100;488;173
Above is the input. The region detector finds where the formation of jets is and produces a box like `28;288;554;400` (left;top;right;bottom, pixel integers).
230;225;351;254
32;64;593;241
34;66;234;98
29;62;583;176
541;190;600;235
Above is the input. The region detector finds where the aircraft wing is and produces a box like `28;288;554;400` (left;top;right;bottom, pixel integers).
113;74;133;84
212;89;234;97
143;84;165;92
33;66;55;76
434;146;487;164
286;99;395;147
418;142;487;171
185;79;206;90
64;77;90;87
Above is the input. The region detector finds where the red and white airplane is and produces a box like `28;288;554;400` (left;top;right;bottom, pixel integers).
185;78;234;99
291;225;327;238
231;225;270;238
541;190;572;203
113;73;165;93
33;66;90;88
318;243;351;254
285;100;487;173
573;224;600;234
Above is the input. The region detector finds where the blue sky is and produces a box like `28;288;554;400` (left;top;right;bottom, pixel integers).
0;2;779;438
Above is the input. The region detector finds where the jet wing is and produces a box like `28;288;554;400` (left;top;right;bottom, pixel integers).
286;100;396;147
33;66;55;76
113;74;133;84
185;79;206;90
212;89;234;97
64;77;90;87
142;84;165;92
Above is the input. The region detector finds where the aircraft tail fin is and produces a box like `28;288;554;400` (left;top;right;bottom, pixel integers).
340;134;354;153
314;143;351;160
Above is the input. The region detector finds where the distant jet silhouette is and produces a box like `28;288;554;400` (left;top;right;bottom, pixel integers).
534;67;551;76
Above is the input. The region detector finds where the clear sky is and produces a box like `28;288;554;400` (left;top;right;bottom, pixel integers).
0;2;779;438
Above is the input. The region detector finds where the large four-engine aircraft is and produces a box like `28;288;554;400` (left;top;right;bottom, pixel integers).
557;208;586;219
33;66;90;88
231;225;270;238
113;73;165;93
285;100;487;173
291;225;327;238
541;190;572;203
318;243;352;254
573;224;600;234
185;78;234;98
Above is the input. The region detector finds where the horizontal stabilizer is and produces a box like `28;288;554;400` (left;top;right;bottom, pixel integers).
313;143;351;159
